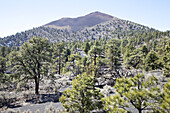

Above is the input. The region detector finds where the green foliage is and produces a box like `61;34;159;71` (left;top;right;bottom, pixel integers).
53;42;65;74
159;79;170;112
141;45;148;57
8;36;52;94
65;53;82;75
0;46;11;85
88;44;102;66
124;48;143;69
102;94;127;113
0;15;170;113
59;73;104;113
0;46;11;73
83;42;90;54
152;79;170;113
103;74;162;113
105;39;121;71
0;56;6;74
144;50;163;71
162;41;170;77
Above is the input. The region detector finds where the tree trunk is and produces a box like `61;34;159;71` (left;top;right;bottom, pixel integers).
111;56;113;71
138;109;142;113
94;53;96;65
59;54;61;75
35;77;39;95
81;90;85;113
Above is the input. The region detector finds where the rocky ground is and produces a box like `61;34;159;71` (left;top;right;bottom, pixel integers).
0;69;166;113
2;102;63;113
0;74;72;113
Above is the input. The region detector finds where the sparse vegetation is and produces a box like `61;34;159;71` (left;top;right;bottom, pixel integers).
0;12;169;113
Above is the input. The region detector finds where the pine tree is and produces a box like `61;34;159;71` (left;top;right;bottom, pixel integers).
66;53;82;76
126;48;143;69
8;37;52;94
84;42;90;54
162;42;170;77
105;39;121;71
141;45;148;57
158;79;170;113
103;74;162;113
0;46;10;74
144;50;163;71
88;45;102;66
59;73;104;113
53;42;65;75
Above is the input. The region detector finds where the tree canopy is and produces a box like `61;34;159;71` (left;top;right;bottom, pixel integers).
103;74;162;113
8;36;52;94
59;73;104;113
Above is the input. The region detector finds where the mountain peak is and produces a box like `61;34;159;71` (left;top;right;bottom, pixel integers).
0;11;156;47
87;11;113;18
88;11;104;15
44;11;114;31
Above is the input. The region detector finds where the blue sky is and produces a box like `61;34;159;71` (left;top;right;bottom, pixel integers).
0;0;170;37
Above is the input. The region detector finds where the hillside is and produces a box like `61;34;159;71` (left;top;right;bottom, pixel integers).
44;11;114;31
0;12;157;47
0;11;170;113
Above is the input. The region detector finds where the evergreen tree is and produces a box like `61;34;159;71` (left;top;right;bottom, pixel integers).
103;74;162;113
8;37;52;94
141;45;148;57
60;73;104;113
0;46;10;74
105;39;121;71
88;44;102;66
53;42;65;74
125;48;143;69
144;50;163;71
84;42;90;54
158;79;170;113
66;54;82;75
162;42;170;77
0;56;6;74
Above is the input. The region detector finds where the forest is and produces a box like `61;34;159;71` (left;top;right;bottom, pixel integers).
0;29;170;113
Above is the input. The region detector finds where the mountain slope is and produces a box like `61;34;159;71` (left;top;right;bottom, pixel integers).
0;11;157;47
44;11;114;31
